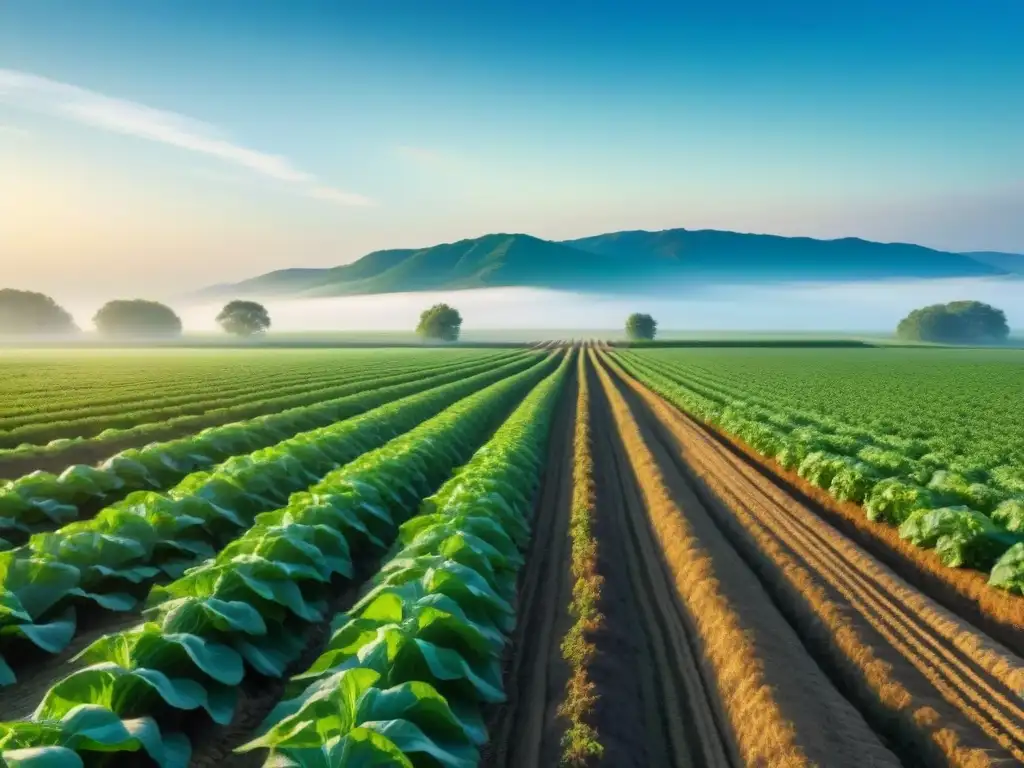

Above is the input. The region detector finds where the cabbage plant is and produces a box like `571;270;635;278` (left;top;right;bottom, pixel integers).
242;351;568;766
0;353;563;765
0;356;545;685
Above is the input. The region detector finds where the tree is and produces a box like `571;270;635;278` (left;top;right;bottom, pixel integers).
0;289;77;335
93;299;183;337
416;303;462;342
217;300;271;337
896;300;1009;344
625;312;657;341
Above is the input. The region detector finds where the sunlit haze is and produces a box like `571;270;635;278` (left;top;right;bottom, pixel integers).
2;0;1023;313
37;277;1017;334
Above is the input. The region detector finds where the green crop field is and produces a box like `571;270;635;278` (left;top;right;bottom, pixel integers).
0;348;511;450
616;346;1024;585
1;343;1023;767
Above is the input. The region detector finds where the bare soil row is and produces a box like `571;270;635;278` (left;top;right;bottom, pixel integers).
492;349;1024;767
602;351;1024;766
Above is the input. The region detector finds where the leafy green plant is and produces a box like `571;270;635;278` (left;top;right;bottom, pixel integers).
240;351;570;766
0;355;545;685
0;353;563;765
0;352;525;540
611;348;1024;589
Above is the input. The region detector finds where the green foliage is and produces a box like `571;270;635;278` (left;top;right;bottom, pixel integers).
989;543;1024;593
0;352;563;765
0;355;544;685
0;289;77;335
215;300;271;337
611;346;1024;588
991;498;1024;533
0;350;516;455
625;313;657;341
92;300;182;337
0;705;188;768
899;506;1016;568
0;353;523;543
242;352;570;766
896;300;1009;344
416;304;462;342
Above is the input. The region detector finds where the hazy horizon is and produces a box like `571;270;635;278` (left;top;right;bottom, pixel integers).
3;1;1023;298
32;277;1019;335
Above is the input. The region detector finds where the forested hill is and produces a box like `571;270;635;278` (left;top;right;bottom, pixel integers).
203;228;1014;298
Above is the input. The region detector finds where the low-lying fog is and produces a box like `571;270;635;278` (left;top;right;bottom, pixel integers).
60;276;1024;335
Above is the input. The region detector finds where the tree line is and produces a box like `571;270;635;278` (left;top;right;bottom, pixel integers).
0;290;462;341
0;290;272;338
0;288;1010;344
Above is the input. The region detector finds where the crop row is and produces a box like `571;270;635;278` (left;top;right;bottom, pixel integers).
0;352;527;543
239;350;571;767
600;353;995;766
0;351;566;767
0;351;514;452
637;348;1024;472
0;364;367;428
635;352;1024;491
558;349;603;765
613;351;1024;591
0;350;424;410
0;353;550;685
594;352;823;765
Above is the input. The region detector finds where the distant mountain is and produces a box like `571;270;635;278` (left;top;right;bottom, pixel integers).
210;234;645;297
203;228;1013;299
563;229;1007;282
962;251;1024;275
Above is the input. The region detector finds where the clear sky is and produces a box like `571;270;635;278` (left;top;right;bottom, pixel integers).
2;0;1023;299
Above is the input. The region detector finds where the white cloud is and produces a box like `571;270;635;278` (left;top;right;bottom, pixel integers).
0;69;372;206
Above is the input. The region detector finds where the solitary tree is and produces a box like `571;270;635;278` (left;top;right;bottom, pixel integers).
896;301;1009;344
0;289;77;335
625;312;657;341
93;299;183;337
217;300;271;336
416;303;462;342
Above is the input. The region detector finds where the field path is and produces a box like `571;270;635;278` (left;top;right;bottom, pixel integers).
588;358;733;768
484;354;577;768
590;351;897;768
604;352;1024;766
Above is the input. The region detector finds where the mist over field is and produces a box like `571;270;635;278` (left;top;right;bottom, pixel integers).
54;276;1023;335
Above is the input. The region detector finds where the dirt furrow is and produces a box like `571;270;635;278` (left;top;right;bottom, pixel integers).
590;351;896;767
605;353;1024;766
484;360;577;768
589;362;722;767
698;445;1024;756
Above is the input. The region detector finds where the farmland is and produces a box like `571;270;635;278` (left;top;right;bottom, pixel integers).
0;344;1023;767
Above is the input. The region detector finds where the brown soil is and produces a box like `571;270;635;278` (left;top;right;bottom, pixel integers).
587;359;731;768
589;351;897;768
483;356;577;768
615;352;1024;650
604;352;1024;766
721;429;1024;655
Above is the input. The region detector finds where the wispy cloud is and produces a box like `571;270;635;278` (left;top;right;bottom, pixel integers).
0;69;372;206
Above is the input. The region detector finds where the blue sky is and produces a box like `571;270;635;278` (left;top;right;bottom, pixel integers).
2;0;1023;298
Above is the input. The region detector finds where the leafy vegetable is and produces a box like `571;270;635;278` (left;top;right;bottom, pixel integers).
0;353;561;764
0;355;545;685
244;350;570;766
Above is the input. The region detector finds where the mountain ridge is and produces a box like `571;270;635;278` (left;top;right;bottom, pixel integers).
201;227;1017;298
